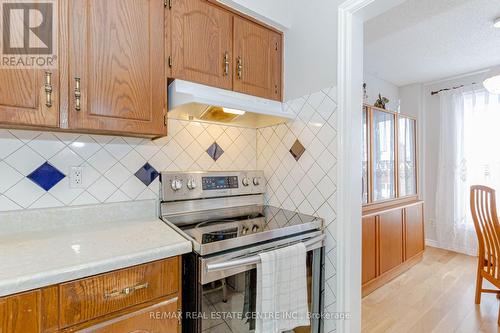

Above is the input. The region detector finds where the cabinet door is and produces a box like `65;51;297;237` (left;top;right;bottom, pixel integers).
0;291;41;333
171;0;232;90
78;298;179;333
405;203;424;259
398;116;417;197
233;17;282;101
372;110;396;201
362;216;377;284
68;0;166;137
0;70;59;128
379;209;404;274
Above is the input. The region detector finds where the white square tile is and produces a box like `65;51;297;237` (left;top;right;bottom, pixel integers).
79;163;101;188
0;161;23;193
10;130;39;142
317;149;337;173
121;150;146;173
316;175;336;199
104;162;131;187
87;149;117;173
49;147;84;175
87;177;117;202
104;137;132;160
135;141;161;160
70;191;99;206
27;132;65;159
54;132;80;145
317;123;337;147
0;195;21;211
119;176;146;200
49;178;85;204
5;146;45;176
206;124;224;140
0;130;24;159
173;151;194;170
70;135;101;159
148;150;171;172
185;122;205;139
4;178;45;208
30;193;64;209
137;188;157;200
105;190;130;203
162;139;182;160
173;128;194;149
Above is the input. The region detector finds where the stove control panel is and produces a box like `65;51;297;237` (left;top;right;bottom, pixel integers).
161;171;265;201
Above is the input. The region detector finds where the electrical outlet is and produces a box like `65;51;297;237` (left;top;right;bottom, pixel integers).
70;167;84;188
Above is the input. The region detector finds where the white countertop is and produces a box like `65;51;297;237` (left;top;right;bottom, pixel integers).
0;200;192;297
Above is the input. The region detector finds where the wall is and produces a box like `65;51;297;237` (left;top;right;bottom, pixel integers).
216;0;291;30
284;0;342;100
257;86;338;333
364;72;400;111
0;119;256;211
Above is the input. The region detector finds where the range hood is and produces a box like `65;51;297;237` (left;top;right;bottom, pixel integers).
168;80;293;128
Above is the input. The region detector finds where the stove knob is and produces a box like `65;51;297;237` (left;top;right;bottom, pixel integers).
187;178;197;190
241;227;249;235
242;177;250;187
252;225;259;233
170;179;183;191
253;177;261;186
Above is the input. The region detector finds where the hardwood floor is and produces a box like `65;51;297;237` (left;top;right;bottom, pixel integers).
362;246;500;333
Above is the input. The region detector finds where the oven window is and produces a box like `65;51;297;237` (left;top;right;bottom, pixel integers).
200;252;314;333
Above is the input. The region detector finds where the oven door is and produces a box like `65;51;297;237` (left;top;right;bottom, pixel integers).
193;232;324;333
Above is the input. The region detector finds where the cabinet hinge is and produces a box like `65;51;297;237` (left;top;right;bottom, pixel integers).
164;114;168;126
275;42;278;51
165;0;172;9
168;56;172;68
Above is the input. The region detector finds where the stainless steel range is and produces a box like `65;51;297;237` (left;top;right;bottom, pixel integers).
160;171;324;333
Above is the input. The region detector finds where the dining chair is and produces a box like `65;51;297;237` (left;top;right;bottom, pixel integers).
470;185;500;325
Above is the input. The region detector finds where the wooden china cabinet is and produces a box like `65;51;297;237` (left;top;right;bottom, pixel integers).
361;104;424;297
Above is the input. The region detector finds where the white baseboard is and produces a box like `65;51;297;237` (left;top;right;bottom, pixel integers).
425;238;477;257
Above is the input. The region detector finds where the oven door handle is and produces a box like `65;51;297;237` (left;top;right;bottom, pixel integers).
205;234;325;273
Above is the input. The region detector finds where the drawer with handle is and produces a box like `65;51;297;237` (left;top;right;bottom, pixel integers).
59;257;179;328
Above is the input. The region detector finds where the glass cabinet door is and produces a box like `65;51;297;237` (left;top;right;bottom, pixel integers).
398;117;417;196
372;110;395;201
362;108;369;203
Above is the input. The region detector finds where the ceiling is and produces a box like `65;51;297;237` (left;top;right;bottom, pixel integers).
364;0;500;86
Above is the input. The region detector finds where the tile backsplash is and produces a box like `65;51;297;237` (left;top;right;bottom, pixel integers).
0;119;257;211
257;86;338;332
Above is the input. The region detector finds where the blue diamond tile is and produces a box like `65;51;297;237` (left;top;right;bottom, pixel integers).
206;142;224;161
135;162;159;186
27;162;65;191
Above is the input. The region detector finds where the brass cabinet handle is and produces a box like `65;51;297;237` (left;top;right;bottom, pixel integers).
223;51;229;76
237;57;242;79
44;71;53;108
104;282;149;299
74;77;81;111
274;84;278;95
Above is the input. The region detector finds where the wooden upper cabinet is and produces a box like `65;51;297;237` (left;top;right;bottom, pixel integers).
171;0;232;90
233;16;282;101
68;0;166;137
0;71;59;129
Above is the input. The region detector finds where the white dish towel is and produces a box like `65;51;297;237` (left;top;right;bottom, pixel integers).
255;242;310;333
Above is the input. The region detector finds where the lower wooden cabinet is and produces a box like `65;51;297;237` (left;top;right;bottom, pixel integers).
0;257;181;333
0;290;42;333
362;201;424;296
76;297;179;333
379;209;404;274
